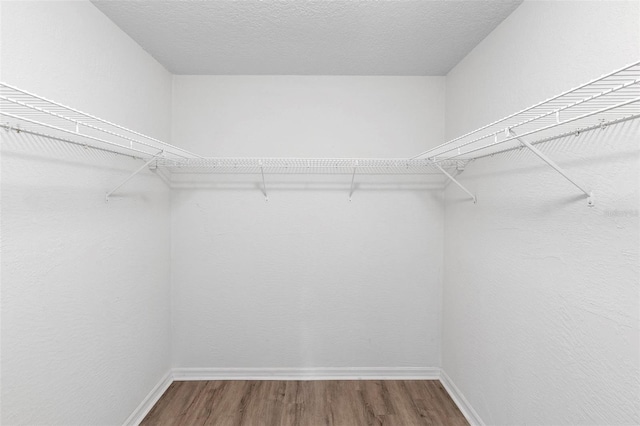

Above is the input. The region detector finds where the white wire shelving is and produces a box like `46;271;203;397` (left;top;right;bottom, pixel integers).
0;82;201;162
159;158;470;201
0;82;463;174
411;60;640;206
160;157;465;174
413;61;640;163
1;60;639;204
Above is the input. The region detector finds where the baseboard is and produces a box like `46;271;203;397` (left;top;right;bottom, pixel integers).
172;367;441;381
439;370;485;426
122;370;173;426
122;367;478;426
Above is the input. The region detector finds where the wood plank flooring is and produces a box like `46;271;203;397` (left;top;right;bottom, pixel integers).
141;380;468;425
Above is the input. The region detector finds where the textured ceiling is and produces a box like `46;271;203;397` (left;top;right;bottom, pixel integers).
92;0;523;76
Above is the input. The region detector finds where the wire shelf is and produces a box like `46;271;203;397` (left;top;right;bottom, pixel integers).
412;61;640;162
0;81;465;175
2;61;639;203
159;157;467;175
0;82;200;161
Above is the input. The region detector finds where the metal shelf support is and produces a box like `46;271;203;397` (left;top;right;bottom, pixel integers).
105;151;163;201
260;162;268;201
434;162;477;203
509;129;594;206
349;161;358;201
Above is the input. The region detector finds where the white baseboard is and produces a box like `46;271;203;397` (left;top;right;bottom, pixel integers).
122;368;478;426
439;370;485;426
172;367;441;381
122;370;173;426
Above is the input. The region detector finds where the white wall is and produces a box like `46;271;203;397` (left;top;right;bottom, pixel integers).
443;1;640;425
1;2;173;425
171;76;446;370
4;1;638;424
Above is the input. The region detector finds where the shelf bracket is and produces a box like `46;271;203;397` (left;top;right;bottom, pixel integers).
349;161;358;201
105;150;163;201
434;162;477;203
260;162;268;201
508;129;594;206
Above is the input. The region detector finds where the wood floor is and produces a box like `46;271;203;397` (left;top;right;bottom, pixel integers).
141;380;468;426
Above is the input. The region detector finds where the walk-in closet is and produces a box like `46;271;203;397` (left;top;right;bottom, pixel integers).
1;1;638;425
